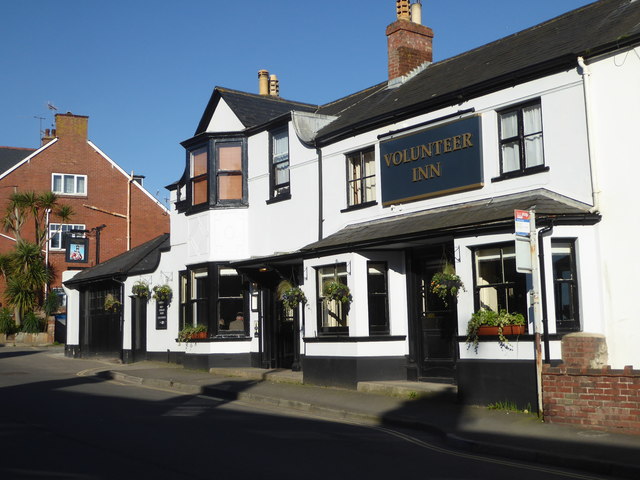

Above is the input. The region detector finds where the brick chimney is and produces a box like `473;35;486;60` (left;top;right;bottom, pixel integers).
386;0;433;82
41;128;56;146
55;113;89;141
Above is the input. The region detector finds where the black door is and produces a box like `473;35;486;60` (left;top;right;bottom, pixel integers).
275;302;295;369
131;297;147;362
80;284;122;357
411;248;458;380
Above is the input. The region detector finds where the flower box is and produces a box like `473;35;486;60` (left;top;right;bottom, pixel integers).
477;325;526;336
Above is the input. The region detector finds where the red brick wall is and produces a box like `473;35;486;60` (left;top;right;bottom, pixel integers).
543;334;640;434
386;20;433;80
0;114;169;292
543;365;640;434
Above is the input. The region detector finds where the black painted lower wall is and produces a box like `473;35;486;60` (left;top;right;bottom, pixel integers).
182;352;252;371
147;350;185;365
303;356;407;389
457;359;537;410
65;344;81;358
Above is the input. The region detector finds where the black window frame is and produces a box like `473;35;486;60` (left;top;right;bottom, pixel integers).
268;126;291;202
344;147;377;210
188;144;209;207
551;239;580;333
177;136;248;214
472;242;527;316
494;99;548;181
367;261;390;335
316;263;349;336
216;265;247;336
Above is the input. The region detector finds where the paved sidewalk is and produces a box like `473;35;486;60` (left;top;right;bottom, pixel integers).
100;360;640;479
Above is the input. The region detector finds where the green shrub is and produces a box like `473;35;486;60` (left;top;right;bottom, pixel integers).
22;311;44;333
0;308;17;334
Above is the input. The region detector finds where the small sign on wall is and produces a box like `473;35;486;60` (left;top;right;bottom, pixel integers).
65;237;89;264
156;300;168;330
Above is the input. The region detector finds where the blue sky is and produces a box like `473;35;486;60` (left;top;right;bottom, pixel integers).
1;0;594;204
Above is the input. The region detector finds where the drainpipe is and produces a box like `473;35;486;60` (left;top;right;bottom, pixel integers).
44;208;51;296
127;171;133;250
316;146;323;241
538;222;554;363
577;57;600;213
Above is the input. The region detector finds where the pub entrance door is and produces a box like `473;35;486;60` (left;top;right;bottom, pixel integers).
409;247;459;380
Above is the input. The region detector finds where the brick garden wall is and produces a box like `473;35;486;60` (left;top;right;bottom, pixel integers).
542;333;640;434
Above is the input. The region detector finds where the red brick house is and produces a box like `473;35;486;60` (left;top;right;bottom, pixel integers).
0;113;169;295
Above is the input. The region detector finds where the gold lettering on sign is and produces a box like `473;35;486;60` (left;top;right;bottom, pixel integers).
384;132;474;168
412;162;442;182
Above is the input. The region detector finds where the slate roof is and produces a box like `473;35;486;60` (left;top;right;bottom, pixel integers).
314;0;640;144
301;189;598;254
64;234;170;287
0;147;36;174
193;88;317;136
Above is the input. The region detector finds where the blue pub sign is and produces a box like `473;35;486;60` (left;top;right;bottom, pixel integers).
379;115;483;206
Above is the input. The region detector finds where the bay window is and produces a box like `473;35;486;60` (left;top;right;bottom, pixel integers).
190;146;208;206
216;143;243;202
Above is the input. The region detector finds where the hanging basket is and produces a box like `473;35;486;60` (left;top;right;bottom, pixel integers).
322;281;352;305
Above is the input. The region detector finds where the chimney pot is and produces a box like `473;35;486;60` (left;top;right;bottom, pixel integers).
396;0;411;20
258;69;270;95
269;74;280;97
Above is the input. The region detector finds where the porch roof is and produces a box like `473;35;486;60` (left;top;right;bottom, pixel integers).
64;234;170;287
301;189;600;255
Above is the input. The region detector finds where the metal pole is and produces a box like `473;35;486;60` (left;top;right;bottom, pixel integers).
529;209;544;418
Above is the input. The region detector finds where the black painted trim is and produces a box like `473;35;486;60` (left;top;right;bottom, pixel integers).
491;165;550;183
266;193;291;205
303;335;406;343
340;201;377;213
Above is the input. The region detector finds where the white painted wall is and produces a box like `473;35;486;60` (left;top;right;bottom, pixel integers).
206;98;245;133
62;270;80;346
586;45;640;368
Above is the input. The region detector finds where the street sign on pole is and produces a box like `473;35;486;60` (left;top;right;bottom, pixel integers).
515;210;532;273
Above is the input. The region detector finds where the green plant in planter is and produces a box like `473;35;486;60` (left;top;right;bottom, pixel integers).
152;284;172;303
178;324;207;342
131;280;151;299
430;263;465;306
281;286;307;310
104;294;122;313
466;309;526;351
322;281;352;305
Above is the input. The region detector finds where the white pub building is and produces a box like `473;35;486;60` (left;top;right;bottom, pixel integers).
64;0;640;408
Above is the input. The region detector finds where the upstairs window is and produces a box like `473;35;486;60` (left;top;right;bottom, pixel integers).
52;174;86;196
216;143;243;202
498;101;545;176
270;128;290;200
552;240;580;333
190;146;208;206
346;148;376;208
49;223;85;250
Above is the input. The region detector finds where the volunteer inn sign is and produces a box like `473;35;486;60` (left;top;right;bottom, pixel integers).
379;115;483;206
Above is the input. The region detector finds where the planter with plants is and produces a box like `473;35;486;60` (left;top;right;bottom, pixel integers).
430;263;465;306
178;324;208;342
466;308;526;351
322;281;352;305
131;280;151;299
104;294;122;313
153;284;173;303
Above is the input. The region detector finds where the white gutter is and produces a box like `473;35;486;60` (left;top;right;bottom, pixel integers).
577;56;601;213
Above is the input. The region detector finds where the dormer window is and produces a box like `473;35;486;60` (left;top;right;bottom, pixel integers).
190;146;208;206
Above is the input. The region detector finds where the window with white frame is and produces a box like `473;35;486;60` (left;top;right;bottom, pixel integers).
317;264;349;334
346;148;376;207
52;174;87;195
270;128;290;199
49;224;85;250
498;100;544;176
